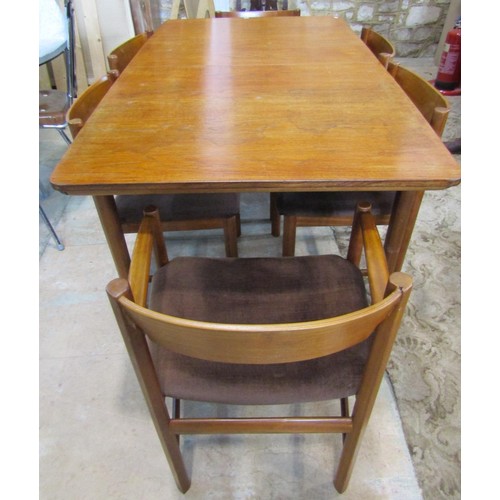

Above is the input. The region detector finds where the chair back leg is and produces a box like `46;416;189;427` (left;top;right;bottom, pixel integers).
282;215;298;256
223;215;239;257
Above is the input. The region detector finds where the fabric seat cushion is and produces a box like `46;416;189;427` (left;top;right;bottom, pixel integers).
115;193;240;224
149;255;372;405
276;191;396;218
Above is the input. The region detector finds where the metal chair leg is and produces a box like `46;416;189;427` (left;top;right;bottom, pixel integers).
39;205;64;251
57;128;72;145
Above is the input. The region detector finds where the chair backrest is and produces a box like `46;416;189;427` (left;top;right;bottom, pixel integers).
107;31;153;77
361;27;395;68
215;9;300;17
66;73;116;139
388;61;450;137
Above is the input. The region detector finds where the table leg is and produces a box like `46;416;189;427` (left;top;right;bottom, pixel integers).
384;191;424;273
93;195;130;278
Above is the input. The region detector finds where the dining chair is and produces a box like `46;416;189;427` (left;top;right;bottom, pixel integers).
215;8;300;17
67;74;241;257
39;0;76;146
107;31;153;78
360;26;396;69
107;201;412;494
271;61;450;256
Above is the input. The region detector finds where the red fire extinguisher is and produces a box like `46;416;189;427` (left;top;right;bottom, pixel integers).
435;17;461;90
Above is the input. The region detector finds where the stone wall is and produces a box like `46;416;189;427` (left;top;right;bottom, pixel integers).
159;0;453;57
235;0;452;56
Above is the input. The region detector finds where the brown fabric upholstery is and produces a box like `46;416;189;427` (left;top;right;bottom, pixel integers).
149;255;371;404
115;193;240;224
276;191;396;218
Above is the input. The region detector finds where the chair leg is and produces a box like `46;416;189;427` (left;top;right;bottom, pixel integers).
270;193;281;237
39;205;64;251
57;128;72;145
340;397;350;443
223;216;239;257
282;215;297;256
236;213;242;237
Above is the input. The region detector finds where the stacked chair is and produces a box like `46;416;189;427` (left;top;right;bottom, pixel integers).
39;0;77;250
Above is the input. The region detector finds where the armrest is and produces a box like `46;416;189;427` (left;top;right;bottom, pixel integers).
347;202;389;303
128;206;168;307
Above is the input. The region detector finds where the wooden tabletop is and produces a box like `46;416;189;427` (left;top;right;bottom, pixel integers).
51;16;460;196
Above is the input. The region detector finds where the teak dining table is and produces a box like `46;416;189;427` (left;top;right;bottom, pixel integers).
50;16;461;279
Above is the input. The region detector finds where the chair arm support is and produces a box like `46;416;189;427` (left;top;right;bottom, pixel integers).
129;206;168;307
348;202;389;303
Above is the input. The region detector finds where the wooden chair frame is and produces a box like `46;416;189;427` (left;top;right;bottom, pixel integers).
107;202;412;493
271;61;450;257
215;9;300;17
361;26;396;69
107;31;153;78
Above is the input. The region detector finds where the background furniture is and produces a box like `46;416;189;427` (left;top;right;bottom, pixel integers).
271;59;450;257
107;203;413;494
39;0;76;145
67;72;240;258
39;0;77;250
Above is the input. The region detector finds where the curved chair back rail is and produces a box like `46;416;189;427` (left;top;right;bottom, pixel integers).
215;9;301;17
66;73;116;138
388;61;450;137
361;26;396;68
107;31;153;77
108;276;405;364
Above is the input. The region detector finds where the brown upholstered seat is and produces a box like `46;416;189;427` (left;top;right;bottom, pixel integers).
115;193;240;228
271;59;450;256
107;202;413;494
149;254;370;405
275;191;395;219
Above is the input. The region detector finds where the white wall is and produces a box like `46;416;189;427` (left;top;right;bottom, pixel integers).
95;0;135;58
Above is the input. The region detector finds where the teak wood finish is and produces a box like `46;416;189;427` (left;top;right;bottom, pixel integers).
51;17;460;278
107;204;413;493
271;57;451;257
